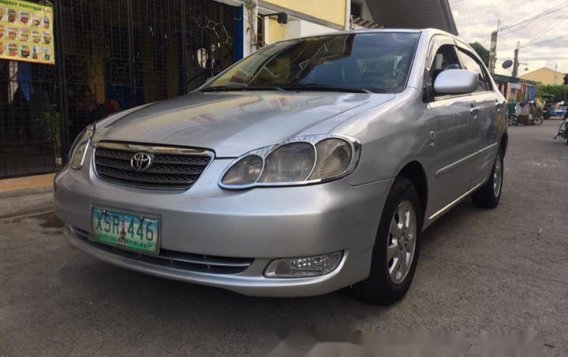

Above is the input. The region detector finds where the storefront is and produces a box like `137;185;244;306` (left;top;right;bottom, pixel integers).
494;74;537;103
1;0;458;179
0;0;243;178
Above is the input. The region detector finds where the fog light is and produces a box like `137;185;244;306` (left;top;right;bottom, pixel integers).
264;252;343;278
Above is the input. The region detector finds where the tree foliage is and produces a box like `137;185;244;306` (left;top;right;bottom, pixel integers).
537;84;568;102
469;42;490;67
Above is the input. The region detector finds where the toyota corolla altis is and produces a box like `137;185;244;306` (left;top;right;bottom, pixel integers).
55;29;507;304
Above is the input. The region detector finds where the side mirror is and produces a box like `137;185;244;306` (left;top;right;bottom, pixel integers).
433;69;478;95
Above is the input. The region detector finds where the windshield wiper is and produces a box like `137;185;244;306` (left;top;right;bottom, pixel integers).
283;82;374;94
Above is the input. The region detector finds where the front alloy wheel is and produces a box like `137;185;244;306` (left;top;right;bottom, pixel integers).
387;201;417;284
350;177;422;305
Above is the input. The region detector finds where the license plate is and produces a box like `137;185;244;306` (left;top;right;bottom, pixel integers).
91;207;160;255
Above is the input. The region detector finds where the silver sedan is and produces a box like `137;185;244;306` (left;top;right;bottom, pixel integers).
55;29;507;304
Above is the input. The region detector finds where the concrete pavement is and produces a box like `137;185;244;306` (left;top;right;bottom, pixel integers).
0;120;567;356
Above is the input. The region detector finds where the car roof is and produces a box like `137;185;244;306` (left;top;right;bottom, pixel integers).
291;28;456;40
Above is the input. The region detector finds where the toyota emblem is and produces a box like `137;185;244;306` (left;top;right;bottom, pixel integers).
130;152;154;172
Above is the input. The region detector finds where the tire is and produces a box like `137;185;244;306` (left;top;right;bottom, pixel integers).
534;117;543;125
471;151;504;208
349;178;422;305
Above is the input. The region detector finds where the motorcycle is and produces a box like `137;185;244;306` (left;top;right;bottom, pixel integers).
543;107;552;120
508;103;542;126
532;113;543;126
554;113;568;145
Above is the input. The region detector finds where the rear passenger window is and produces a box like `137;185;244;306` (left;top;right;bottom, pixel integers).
458;49;491;92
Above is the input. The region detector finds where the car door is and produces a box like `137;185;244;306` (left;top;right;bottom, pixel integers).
420;37;481;218
456;46;502;183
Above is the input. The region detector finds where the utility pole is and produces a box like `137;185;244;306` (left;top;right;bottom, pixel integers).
512;41;520;79
488;20;500;74
489;30;498;73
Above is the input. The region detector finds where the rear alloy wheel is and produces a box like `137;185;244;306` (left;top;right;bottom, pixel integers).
349;178;422;305
472;151;503;208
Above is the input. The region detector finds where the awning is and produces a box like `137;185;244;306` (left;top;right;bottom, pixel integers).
368;0;458;35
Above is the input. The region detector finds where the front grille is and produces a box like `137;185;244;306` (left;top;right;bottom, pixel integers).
72;227;253;275
94;142;213;190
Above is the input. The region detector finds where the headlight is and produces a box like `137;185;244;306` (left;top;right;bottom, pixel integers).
219;135;360;189
221;155;263;186
69;124;95;170
259;142;316;183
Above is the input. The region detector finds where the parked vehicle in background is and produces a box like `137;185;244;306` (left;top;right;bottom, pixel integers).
554;117;568;145
554;104;567;117
531;102;543;126
54;29;508;305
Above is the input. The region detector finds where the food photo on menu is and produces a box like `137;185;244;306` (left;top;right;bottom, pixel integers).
32;14;40;26
0;7;4;21
42;14;49;28
7;28;16;40
19;28;29;41
7;8;16;22
20;11;29;25
0;24;4;39
32;30;40;43
8;42;17;56
20;44;29;58
42;31;51;44
0;42;4;55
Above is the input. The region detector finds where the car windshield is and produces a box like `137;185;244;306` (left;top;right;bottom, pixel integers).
203;32;420;94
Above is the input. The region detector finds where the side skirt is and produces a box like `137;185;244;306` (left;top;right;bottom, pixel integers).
427;181;485;224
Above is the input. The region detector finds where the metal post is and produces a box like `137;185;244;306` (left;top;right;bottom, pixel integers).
344;0;351;30
127;0;136;107
54;0;70;162
180;0;187;94
489;30;498;74
251;0;258;54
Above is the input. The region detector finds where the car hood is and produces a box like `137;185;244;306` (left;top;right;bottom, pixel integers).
94;91;395;157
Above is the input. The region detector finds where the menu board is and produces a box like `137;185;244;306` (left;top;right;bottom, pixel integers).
0;0;55;65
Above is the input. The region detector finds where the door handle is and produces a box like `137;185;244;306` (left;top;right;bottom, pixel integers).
471;107;480;116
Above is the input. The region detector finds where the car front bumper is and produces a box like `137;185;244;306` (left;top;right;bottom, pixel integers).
55;154;392;297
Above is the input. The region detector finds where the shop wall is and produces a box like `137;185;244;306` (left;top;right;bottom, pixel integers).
263;2;343;45
0;0;60;178
262;0;346;28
